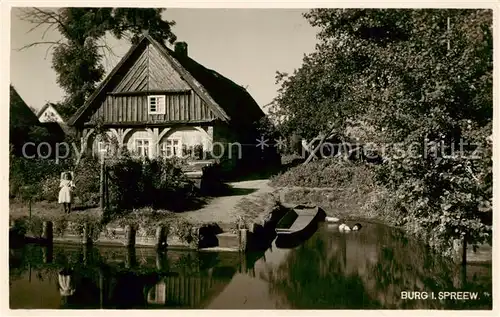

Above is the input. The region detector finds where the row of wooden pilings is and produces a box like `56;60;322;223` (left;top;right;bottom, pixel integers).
40;221;251;251
41;221;167;249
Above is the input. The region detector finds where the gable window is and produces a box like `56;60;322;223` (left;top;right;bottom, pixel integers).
135;139;150;157
160;139;182;158
148;95;166;115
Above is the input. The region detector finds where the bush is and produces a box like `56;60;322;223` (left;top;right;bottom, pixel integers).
106;156;199;212
170;218;199;246
40;177;60;202
271;158;401;223
9;152;71;201
73;156;101;206
270;158;374;188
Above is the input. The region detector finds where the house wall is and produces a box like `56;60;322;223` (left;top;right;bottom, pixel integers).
161;127;211;150
88;92;216;124
85;42;217;125
211;121;280;173
73;37;269;169
85;126;213;159
211;122;238;159
39;107;64;123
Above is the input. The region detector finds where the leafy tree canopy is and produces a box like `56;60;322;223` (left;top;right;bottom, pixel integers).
272;9;492;256
19;8;177;119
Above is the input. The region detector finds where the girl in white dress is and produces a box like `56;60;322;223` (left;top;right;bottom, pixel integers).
58;172;75;214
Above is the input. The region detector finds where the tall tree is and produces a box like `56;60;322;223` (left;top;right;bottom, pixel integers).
273;9;492;258
18;8;177;119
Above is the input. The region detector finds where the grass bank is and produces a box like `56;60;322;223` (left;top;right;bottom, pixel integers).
270;158;399;225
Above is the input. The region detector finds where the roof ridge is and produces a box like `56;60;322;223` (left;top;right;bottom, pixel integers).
37;102;51;117
68;33;264;127
146;34;230;122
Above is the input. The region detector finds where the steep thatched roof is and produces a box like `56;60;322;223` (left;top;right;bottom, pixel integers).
9;85;66;156
10;85;40;129
164;44;265;128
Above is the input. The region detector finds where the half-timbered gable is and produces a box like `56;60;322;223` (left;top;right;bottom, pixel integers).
68;32;266;164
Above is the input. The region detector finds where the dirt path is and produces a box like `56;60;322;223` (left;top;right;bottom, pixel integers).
181;179;274;227
10;179;276;230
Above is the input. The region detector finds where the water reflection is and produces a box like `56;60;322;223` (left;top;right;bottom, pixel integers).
10;244;245;309
9;222;491;309
259;223;492;309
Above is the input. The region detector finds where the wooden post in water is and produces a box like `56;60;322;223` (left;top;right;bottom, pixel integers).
156;251;164;271
42;221;53;244
42;245;53;264
82;222;92;246
126;246;136;269
155;226;166;250
239;229;248;252
124;225;136;248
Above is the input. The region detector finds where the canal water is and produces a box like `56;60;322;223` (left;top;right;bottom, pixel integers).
10;222;492;309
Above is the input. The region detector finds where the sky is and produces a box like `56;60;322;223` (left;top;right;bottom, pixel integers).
10;8;319;112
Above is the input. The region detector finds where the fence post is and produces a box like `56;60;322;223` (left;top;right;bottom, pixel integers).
104;164;109;211
42;221;53;244
100;160;105;211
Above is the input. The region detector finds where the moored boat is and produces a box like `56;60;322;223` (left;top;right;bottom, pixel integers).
275;205;326;249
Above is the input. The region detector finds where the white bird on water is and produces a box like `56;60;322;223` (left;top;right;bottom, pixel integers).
338;223;362;232
339;224;351;232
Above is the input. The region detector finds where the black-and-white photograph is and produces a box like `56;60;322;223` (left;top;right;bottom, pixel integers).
7;3;494;311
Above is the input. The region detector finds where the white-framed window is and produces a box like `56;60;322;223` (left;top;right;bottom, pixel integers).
160;139;182;158
135;139;150;157
148;95;166;115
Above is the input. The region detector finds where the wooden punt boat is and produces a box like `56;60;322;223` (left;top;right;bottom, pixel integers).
275;205;326;249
